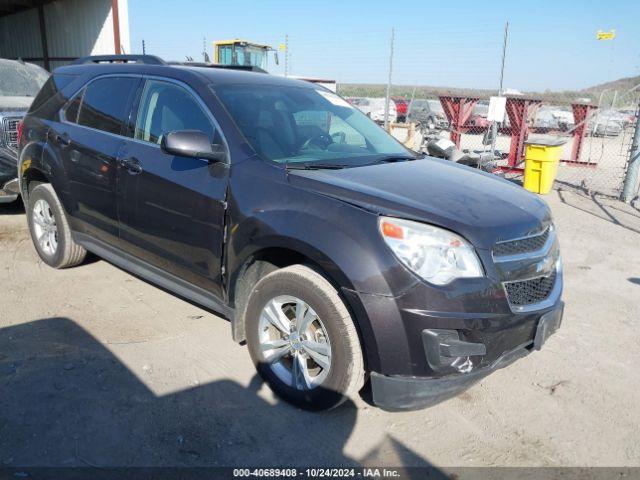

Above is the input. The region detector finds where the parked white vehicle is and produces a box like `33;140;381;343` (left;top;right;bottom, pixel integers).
589;110;624;137
349;97;397;123
534;106;574;132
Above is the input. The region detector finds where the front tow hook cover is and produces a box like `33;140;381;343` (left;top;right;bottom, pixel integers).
422;329;487;371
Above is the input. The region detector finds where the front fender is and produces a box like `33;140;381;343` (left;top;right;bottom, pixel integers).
228;200;417;299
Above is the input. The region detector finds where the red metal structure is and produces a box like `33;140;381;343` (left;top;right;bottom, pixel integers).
569;102;597;165
503;96;542;170
437;95;595;175
439;95;479;148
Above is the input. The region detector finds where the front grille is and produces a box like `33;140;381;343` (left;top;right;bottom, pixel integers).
494;227;550;257
3;117;21;149
504;269;557;306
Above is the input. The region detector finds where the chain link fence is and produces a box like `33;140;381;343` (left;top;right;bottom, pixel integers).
345;87;639;200
138;27;640;201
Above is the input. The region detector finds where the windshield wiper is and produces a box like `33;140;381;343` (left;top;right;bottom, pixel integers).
367;155;417;165
285;163;350;170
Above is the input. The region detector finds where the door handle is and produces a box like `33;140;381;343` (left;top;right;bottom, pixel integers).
54;132;71;147
118;157;143;174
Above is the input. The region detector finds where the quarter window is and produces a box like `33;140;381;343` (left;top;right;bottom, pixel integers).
63;91;83;124
134;80;216;145
76;77;138;135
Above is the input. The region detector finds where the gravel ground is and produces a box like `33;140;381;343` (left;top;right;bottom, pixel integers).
1;189;639;471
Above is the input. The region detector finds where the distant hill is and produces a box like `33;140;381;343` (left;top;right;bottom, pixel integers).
582;75;640;94
338;76;640;106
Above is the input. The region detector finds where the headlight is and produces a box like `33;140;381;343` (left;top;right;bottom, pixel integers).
379;217;483;285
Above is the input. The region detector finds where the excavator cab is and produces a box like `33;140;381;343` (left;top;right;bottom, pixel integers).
213;40;278;71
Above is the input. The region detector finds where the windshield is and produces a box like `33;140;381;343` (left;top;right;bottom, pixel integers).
214;84;411;165
0;60;50;97
236;46;268;69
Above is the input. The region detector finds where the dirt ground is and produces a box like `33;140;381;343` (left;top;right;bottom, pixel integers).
1;189;639;471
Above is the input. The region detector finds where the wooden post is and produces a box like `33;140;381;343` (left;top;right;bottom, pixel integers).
111;0;121;54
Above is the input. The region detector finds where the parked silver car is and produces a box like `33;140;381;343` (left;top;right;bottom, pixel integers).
407;99;449;129
589;110;624;137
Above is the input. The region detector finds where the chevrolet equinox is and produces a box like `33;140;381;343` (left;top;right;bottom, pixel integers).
18;55;563;410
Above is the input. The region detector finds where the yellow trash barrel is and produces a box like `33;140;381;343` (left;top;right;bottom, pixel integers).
523;136;566;194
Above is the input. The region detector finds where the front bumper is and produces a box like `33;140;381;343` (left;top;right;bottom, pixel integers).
370;303;563;410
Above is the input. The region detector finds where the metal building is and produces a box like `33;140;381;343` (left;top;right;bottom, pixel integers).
0;0;130;71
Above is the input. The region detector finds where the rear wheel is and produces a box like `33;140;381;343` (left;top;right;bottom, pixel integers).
27;183;86;269
245;265;365;410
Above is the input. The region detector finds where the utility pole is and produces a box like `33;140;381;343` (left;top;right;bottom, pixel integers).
384;27;395;130
621;99;640;202
407;85;417;118
142;39;146;55
284;34;289;77
490;21;509;156
498;21;508;95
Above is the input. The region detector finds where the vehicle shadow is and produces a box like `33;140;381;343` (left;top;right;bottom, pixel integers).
0;199;25;215
0;317;442;475
628;277;640;286
556;188;640;235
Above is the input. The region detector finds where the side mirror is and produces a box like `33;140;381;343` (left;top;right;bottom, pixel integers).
161;130;226;163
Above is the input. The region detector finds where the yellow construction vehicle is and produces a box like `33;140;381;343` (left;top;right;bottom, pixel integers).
213;39;278;71
212;38;337;91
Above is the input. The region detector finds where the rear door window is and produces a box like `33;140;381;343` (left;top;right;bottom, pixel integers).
76;77;139;135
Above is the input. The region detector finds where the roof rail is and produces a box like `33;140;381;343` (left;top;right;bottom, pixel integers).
167;61;267;74
71;55;167;66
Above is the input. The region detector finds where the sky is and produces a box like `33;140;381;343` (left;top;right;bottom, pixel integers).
128;0;640;92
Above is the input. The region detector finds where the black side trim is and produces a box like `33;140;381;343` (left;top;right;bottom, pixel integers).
74;233;234;320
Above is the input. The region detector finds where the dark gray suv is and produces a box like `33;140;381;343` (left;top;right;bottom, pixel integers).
18;55;563;411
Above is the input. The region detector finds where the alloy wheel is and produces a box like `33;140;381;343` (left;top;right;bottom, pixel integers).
32;199;58;256
258;295;332;390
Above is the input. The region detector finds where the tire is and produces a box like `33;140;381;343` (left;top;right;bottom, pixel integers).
27;183;86;269
245;265;365;410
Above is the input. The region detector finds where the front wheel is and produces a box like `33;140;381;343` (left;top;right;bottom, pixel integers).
245;265;365;410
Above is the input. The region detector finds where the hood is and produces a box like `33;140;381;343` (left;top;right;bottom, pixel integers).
0;96;33;112
287;158;551;250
